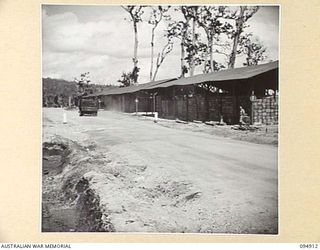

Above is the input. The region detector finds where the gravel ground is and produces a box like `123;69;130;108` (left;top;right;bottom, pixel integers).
42;108;278;234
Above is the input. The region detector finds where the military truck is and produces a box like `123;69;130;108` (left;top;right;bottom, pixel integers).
79;97;98;116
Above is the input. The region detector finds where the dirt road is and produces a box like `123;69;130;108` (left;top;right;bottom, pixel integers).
42;108;278;234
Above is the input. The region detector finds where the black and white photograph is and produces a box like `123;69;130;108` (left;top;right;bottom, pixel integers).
42;4;279;234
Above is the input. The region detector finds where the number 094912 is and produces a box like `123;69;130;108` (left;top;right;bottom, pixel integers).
300;244;319;249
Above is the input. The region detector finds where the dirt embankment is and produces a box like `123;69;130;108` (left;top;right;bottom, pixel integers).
42;137;114;232
41;136;209;233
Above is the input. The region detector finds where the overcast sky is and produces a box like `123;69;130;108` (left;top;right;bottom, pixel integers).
42;5;279;85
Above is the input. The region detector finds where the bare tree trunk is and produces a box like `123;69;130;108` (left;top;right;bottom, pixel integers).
228;35;238;69
150;27;155;81
152;55;160;82
180;40;185;78
133;21;139;82
190;16;196;76
152;40;173;81
152;68;159;82
203;51;208;73
180;7;190;78
228;6;245;69
247;49;251;66
209;37;214;72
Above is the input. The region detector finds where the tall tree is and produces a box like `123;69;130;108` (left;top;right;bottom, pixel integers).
181;6;199;76
166;6;192;78
226;6;259;68
122;5;145;83
147;6;170;81
74;72;91;95
117;72;133;87
167;6;201;78
197;6;233;73
239;34;267;66
152;38;174;81
166;20;188;77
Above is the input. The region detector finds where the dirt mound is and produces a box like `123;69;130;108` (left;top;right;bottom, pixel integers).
42;142;70;176
42;137;114;232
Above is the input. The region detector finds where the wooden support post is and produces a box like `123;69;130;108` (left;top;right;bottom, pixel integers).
232;83;237;124
153;93;156;113
173;87;176;119
205;86;209;121
250;90;256;125
135;97;138;115
195;85;199;120
250;80;254;125
195;95;199;121
186;93;189;122
219;91;223;121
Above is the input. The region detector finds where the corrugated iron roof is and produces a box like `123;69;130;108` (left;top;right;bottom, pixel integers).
90;78;176;96
153;61;278;89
